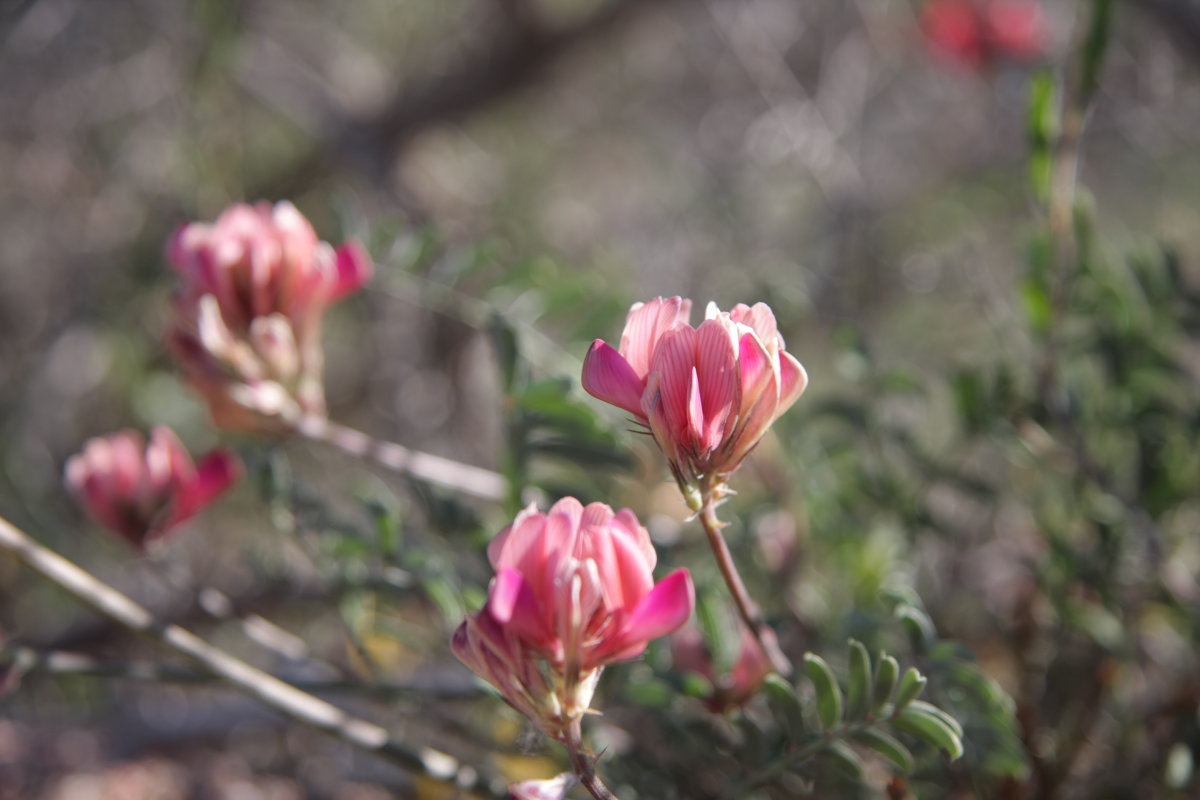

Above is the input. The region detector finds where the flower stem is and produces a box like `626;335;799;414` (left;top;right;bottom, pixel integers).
566;717;620;800
290;414;507;501
698;478;792;676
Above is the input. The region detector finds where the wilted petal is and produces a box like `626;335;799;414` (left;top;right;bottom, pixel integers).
581;340;646;419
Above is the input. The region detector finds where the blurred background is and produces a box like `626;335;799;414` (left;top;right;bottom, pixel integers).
2;0;1200;797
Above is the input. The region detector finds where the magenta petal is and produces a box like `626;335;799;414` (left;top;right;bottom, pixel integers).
623;569;695;640
487;567;526;624
582;340;647;419
593;569;694;665
189;448;243;508
330;241;373;302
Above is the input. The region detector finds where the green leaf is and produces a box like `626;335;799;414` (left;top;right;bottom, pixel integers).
762;674;806;740
845;639;872;721
852;727;915;773
893;704;964;761
872;653;900;713
893;667;927;712
905;700;964;738
822;739;865;780
804;653;843;731
895;605;937;654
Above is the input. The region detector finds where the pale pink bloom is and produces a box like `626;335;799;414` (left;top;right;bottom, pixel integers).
166;201;372;430
671;624;774;713
509;774;579;800
582;298;807;498
65;427;241;549
453;498;693;738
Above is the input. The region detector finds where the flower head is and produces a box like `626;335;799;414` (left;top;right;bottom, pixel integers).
453;497;694;740
582;298;807;504
65;427;241;549
166;201;372;430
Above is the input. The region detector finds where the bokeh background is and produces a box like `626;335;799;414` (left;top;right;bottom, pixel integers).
2;0;1200;797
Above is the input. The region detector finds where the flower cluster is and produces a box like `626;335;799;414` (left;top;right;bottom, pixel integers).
582;297;807;505
452;497;694;741
65;427;241;549
166;201;372;431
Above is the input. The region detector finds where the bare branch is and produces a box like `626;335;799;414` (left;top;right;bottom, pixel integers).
0;514;503;799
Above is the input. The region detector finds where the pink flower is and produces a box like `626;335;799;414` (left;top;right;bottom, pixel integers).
166;201;372;430
65;427;241;549
671;624;774;713
453;498;694;739
582;298;807;501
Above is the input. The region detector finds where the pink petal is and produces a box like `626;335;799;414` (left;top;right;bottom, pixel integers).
694;319;739;450
488;568;552;648
737;331;774;417
647;325;698;447
330;241;373;302
776;351;809;414
187;448;242;509
487;567;526;624
728;302;779;345
581;340;646;419
618;296;691;377
686;368;705;449
592;569;694;665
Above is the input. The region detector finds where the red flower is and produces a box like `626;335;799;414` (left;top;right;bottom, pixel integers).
921;0;1046;69
65;427;241;549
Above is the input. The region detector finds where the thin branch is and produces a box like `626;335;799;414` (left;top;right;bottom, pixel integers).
291;414;507;501
566;716;620;800
3;646;479;700
0;514;503;799
698;476;792;677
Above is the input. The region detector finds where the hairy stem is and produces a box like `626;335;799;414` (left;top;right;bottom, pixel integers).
698;477;792;676
291;414;507;501
0;514;502;798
